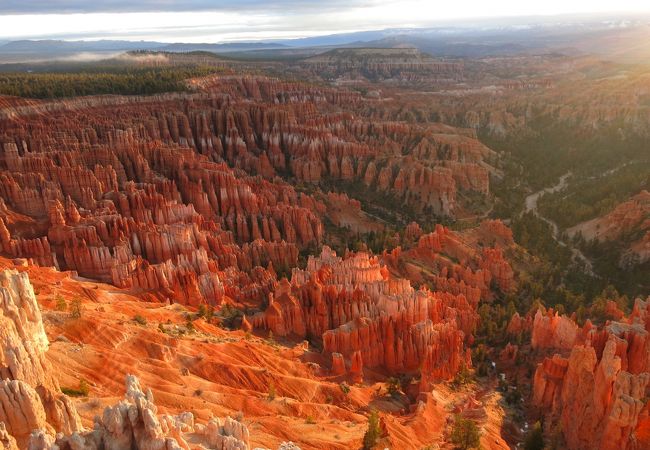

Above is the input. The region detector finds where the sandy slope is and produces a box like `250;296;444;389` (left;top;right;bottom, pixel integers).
2;256;511;449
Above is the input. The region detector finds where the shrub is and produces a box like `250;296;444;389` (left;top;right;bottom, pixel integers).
61;387;84;397
219;303;243;329
78;379;90;396
450;415;481;450
362;409;381;449
266;330;278;348
62;379;90;397
69;298;82;319
524;421;545;450
133;315;147;326
505;388;522;405
55;295;67;312
476;362;489;377
205;305;214;323
452;364;473;388
339;382;351;395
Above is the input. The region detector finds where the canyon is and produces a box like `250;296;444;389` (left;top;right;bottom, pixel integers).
0;73;512;449
0;74;495;309
0;254;513;449
0;44;648;450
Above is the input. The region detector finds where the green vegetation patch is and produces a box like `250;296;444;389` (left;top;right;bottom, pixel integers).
0;66;219;98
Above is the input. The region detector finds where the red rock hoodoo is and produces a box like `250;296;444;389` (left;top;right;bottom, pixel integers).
0;75;496;310
251;246;475;387
532;297;650;450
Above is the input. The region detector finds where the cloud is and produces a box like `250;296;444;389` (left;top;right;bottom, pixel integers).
0;9;364;42
0;0;367;15
1;1;648;42
116;52;169;63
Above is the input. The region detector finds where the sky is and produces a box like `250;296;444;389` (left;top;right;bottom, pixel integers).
1;0;650;42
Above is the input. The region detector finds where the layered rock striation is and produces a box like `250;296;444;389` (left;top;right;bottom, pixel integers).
0;268;300;449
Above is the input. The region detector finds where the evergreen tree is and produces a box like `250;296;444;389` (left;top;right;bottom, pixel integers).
450;416;481;450
363;409;381;449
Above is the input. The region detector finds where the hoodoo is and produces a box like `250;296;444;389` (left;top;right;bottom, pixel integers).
1;11;649;448
532;299;650;450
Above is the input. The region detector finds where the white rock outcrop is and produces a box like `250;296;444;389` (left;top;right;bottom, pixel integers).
37;374;252;450
0;269;81;445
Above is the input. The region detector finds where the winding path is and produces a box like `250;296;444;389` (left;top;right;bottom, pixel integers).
523;172;597;276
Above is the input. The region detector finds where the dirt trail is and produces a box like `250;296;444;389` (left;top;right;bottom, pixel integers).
524;172;596;276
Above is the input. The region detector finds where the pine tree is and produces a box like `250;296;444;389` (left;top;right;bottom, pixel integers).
450;415;481;450
363;409;381;449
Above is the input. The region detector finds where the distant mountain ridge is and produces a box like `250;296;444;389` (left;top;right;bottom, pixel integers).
3;17;650;63
0;39;165;53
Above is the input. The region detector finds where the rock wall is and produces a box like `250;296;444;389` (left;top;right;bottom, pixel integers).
531;308;580;350
567;190;650;267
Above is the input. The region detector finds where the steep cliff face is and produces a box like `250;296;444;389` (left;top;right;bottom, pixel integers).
532;298;650;450
0;269;81;446
567;191;650;242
